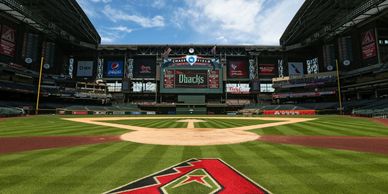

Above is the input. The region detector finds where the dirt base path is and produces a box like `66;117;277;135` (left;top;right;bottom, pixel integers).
64;117;315;146
258;135;388;155
0;136;120;154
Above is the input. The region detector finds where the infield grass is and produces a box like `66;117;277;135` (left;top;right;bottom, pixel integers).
0;115;388;194
103;118;279;129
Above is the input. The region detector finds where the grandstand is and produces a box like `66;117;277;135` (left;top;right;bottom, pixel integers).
0;0;387;117
0;0;110;116
271;0;388;116
0;106;24;117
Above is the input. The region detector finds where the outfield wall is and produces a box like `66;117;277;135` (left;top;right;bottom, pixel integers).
57;110;156;116
263;110;316;115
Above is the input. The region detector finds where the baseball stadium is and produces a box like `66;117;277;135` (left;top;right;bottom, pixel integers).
1;0;388;193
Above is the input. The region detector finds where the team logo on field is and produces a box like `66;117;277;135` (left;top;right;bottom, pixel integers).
105;158;270;194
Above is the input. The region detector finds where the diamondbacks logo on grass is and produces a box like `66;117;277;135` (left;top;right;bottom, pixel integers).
105;158;270;194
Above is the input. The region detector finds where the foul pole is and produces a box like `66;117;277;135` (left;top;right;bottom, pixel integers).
35;57;45;115
335;60;343;115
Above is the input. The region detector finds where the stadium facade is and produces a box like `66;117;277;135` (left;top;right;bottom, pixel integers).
0;0;387;116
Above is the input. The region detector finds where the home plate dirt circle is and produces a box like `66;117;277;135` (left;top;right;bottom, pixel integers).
64;117;315;146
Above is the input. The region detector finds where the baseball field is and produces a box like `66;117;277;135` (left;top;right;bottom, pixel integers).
1;115;388;193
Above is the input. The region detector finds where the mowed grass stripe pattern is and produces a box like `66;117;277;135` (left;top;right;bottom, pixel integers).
0;116;388;193
253;116;388;136
104;119;188;128
0;116;127;137
2;141;388;193
195;119;278;128
1;116;387;137
105;118;278;129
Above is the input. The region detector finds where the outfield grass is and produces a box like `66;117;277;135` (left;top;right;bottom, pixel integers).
103;119;188;128
252;116;388;136
1;115;388;193
0;116;127;137
0;115;387;137
195;119;279;128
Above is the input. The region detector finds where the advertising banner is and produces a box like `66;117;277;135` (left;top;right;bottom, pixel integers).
288;62;304;76
323;44;336;71
132;82;157;93
260;83;274;93
0;39;15;57
362;43;377;60
1;25;15;43
43;42;55;69
132;82;143;92
23;33;40;63
338;36;353;66
263;110;316;115
306;58;319;74
144;82;156;92
72;111;89;115
133;57;156;78
361;30;377;60
106;61;124;77
259;64;275;75
77;61;94;77
226;84;250;94
0;25;15;57
228;59;249;79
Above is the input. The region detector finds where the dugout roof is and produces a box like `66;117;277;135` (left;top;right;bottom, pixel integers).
281;0;388;48
0;0;100;48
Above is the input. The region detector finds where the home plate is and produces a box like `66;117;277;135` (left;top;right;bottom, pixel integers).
177;119;206;129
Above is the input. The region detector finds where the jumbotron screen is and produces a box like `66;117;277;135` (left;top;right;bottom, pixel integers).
174;70;208;88
162;69;221;93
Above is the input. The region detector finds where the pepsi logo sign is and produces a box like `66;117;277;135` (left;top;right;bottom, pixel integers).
107;61;123;77
111;63;119;70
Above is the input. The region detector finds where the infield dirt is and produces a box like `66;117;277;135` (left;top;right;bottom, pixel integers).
64;117;315;146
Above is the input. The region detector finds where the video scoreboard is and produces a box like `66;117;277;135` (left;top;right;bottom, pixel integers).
161;68;223;94
160;52;223;94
